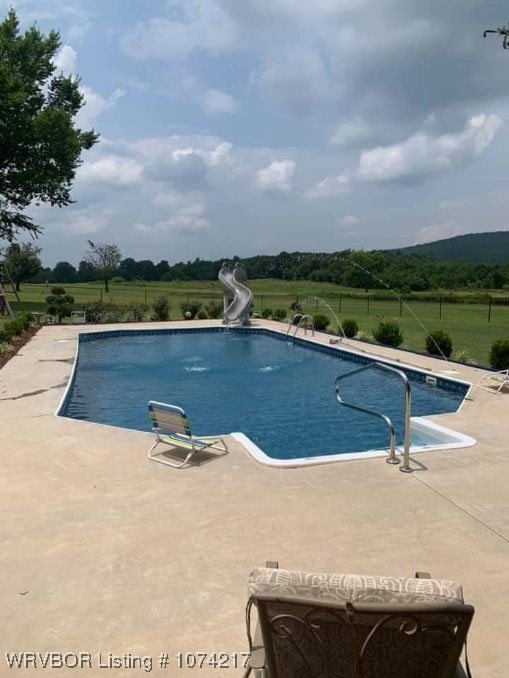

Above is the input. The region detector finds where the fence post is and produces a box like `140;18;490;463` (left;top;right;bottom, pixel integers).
399;298;402;317
488;296;492;323
144;289;147;305
338;293;342;313
100;288;103;302
367;296;370;315
439;296;442;320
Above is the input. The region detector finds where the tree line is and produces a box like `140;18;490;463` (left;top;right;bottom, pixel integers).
3;243;508;293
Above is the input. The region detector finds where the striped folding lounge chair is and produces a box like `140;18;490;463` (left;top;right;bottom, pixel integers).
147;400;227;468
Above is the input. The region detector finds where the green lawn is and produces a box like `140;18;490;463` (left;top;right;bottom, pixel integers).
3;280;508;366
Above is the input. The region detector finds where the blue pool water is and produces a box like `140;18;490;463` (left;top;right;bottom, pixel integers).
61;329;468;460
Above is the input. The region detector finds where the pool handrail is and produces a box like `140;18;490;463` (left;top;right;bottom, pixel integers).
334;362;412;471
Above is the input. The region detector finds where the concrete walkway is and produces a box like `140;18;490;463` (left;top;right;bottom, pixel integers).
0;321;507;676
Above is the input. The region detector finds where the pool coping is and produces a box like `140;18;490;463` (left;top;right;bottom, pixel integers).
55;324;476;468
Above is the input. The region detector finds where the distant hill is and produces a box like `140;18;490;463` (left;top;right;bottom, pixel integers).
389;231;509;264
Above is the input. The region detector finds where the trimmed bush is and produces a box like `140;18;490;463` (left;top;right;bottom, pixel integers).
273;308;287;320
46;287;74;323
341;318;358;338
152;295;170;321
489;339;509;369
289;300;303;314
180;301;201;319
313;313;330;331
205;299;222;319
425;330;453;358
261;308;273;319
373;320;403;347
197;310;208;319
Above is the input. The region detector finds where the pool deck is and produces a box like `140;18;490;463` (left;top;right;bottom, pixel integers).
0;320;507;676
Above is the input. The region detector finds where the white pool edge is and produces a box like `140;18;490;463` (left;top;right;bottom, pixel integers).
232;419;476;468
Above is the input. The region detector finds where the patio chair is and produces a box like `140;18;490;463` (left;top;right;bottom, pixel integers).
477;368;509;394
147;400;227;468
244;563;473;678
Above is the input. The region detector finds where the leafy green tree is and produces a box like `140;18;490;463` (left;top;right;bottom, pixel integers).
46;286;74;323
52;261;77;283
2;242;42;290
0;9;98;241
85;241;122;292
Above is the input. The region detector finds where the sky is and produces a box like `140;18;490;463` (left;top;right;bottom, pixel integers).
3;0;509;267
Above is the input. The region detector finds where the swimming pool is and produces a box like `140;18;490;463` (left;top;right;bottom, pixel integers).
58;327;474;466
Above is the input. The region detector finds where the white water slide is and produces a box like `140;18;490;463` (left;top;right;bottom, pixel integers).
218;262;253;325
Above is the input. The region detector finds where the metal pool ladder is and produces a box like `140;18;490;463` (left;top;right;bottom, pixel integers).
334;362;412;473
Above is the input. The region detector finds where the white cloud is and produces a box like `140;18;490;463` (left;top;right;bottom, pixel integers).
52;44;77;74
257;160;296;193
122;2;235;61
68;213;107;236
78;156;144;185
199;88;238;114
306;172;351;200
76;87;126;128
252;48;331;116
414;221;462;244
341;214;359;225
135;203;209;235
330;118;371;147
356;114;503;183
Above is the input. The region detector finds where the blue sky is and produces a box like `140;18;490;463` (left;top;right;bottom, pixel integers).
4;0;509;266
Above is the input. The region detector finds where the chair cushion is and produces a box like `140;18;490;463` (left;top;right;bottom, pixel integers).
248;567;464;606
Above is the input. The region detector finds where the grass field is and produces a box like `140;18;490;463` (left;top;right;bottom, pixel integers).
2;279;508;366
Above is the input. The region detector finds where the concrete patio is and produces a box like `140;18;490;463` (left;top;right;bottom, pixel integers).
0;321;507;676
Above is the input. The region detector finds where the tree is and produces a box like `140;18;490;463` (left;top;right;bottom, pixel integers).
2;243;42;291
52;261;77;283
46;286;74;323
0;9;98;241
85;241;121;292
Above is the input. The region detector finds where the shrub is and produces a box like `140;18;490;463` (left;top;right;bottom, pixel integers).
273;308;287;320
313;313;330;331
101;309;123;323
205;299;222;319
82;300;107;323
453;349;475;364
289;300;303;314
82;300;123;323
425;330;453;358
355;330;370;342
180;301;201;319
46;287;74;323
261;308;273;319
124;302;147;322
341;318;358;338
197;310;208;319
0;342;11;357
0;322;16;342
373;320;403;347
489;339;509;369
152;295;170;321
